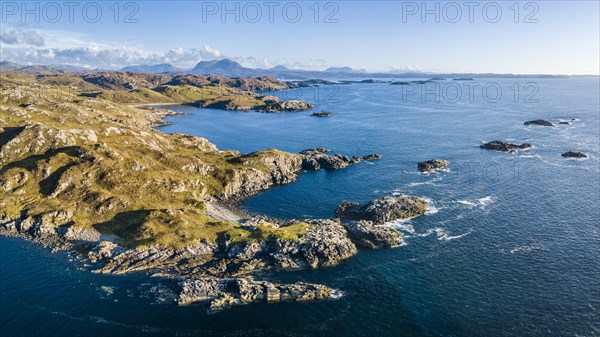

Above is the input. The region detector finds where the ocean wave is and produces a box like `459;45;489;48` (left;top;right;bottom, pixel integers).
456;196;495;209
329;289;345;299
422;197;440;215
518;153;542;159
507;242;545;254
417;227;473;241
387;221;416;234
32;304;161;332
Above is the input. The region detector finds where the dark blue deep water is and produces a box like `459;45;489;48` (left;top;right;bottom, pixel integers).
2;78;599;336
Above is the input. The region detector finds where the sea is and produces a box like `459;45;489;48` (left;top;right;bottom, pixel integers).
1;78;599;337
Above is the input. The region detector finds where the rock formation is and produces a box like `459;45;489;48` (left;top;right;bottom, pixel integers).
524;120;554;127
418;159;449;173
335;195;427;224
480;141;532;152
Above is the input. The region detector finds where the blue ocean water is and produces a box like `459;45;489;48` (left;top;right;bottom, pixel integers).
1;78;599;336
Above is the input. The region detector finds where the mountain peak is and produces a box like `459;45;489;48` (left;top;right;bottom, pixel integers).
191;59;246;75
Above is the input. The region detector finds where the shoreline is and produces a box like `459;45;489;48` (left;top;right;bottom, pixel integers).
0;75;421;312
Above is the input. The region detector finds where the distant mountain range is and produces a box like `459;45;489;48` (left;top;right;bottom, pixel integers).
121;63;182;73
0;60;577;79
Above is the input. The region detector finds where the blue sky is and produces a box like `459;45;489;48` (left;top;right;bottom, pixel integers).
1;1;599;74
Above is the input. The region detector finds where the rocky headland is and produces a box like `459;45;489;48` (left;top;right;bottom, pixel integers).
0;71;421;312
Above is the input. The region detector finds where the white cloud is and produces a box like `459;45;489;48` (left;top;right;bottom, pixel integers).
0;29;45;46
0;27;331;71
22;31;45;47
0;30;19;44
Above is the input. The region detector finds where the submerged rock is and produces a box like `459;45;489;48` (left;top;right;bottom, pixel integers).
336;195;427;225
311;111;335;117
561;151;587;159
524;120;554;127
418;159;449;173
480;141;532;152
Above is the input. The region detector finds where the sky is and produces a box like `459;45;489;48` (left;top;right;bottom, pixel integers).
0;1;599;74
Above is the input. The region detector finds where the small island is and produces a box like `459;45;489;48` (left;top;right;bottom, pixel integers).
561;151;588;159
524;119;555;127
480;140;532;153
418;159;449;173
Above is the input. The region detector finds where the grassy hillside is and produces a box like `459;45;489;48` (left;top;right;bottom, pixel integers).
0;72;309;248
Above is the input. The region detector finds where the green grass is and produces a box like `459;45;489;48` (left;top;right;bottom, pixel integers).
0;74;306;249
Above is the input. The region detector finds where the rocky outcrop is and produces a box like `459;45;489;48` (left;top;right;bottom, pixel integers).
524;119;554;127
335;195;427;225
178;277;332;311
83;72;171;91
311;111;334;117
480;141;532;152
259;100;313;113
300;148;381;171
418;159;449;173
343;220;403;249
561;151;588;159
221;150;303;199
84;219;357;278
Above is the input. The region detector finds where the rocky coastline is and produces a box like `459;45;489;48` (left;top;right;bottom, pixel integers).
0;73;426;312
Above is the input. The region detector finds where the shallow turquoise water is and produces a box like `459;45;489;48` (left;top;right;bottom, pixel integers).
1;78;599;336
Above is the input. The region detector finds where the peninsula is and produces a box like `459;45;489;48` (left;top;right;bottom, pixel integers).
0;70;427;311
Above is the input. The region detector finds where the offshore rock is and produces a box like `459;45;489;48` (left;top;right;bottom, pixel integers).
417;159;449;173
178;277;332;311
336;195;427;225
480;140;532;152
